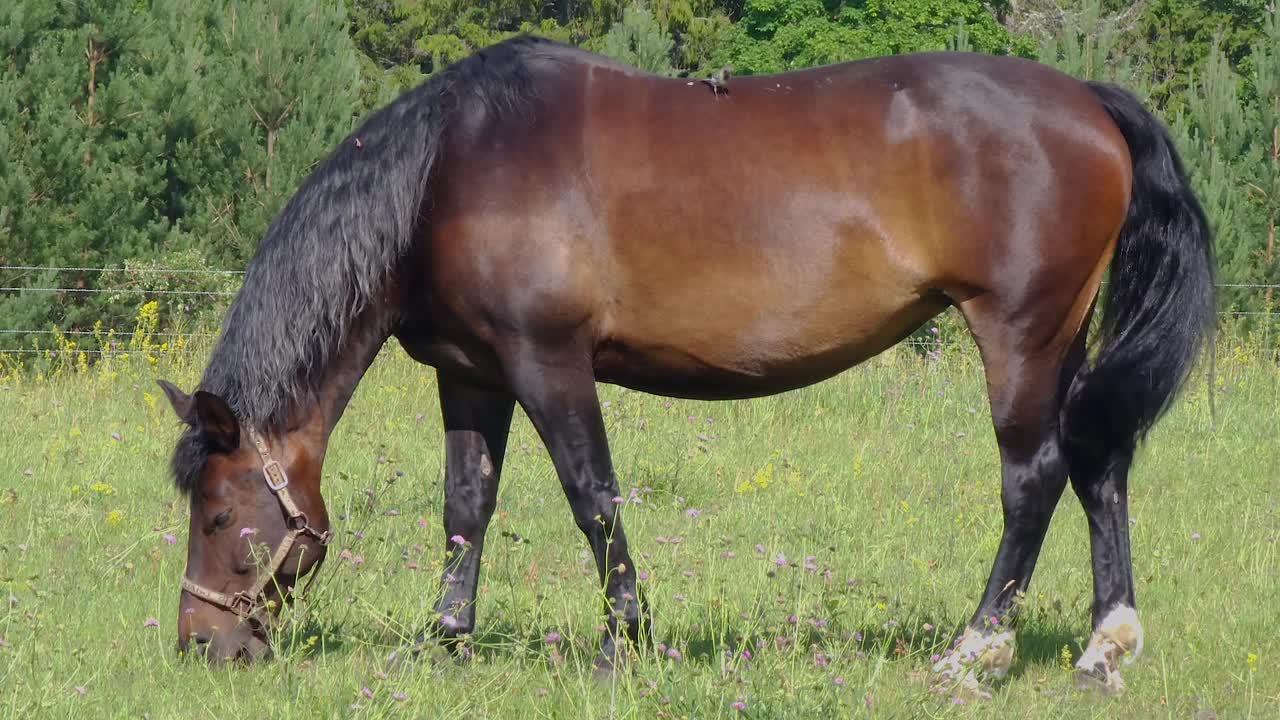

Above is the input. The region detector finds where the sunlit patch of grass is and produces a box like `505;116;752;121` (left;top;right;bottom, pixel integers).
0;336;1276;718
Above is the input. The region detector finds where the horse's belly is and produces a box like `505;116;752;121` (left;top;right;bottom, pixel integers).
593;293;945;400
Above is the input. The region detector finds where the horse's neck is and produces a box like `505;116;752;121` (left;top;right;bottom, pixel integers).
307;308;394;439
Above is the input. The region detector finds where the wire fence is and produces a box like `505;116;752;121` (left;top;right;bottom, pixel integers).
1;266;1278;359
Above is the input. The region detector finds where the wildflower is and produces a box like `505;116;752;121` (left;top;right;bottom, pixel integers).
417;517;428;527
665;647;682;660
721;550;736;559
923;622;934;632
773;553;786;567
544;631;561;644
611;496;624;505
833;676;846;687
638;570;649;581
360;687;374;699
686;508;702;518
74;686;87;697
162;533;177;545
814;651;830;667
1247;652;1258;672
803;556;817;571
754;543;766;554
392;692;408;701
730;700;746;711
111;431;122;441
1191;532;1201;541
450;534;469;546
240;527;255;538
143;617;160;628
105;510;123;525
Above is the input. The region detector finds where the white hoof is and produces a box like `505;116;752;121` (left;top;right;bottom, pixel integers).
1074;605;1143;694
932;627;1016;693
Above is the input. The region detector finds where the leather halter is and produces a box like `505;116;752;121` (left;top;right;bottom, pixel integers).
180;427;333;620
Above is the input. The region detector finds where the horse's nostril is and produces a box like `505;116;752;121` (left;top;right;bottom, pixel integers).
194;633;212;646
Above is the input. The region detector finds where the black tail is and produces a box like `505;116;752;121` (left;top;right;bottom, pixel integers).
1061;83;1216;459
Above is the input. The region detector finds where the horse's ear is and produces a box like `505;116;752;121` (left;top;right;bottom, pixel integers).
193;391;240;453
157;379;195;424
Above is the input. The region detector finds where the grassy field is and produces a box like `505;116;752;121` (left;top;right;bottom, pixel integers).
0;337;1277;719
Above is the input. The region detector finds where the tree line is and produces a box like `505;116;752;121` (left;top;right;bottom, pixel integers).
0;0;1276;347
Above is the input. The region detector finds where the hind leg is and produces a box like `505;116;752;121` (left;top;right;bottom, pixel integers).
500;345;646;669
1065;440;1143;693
933;313;1086;692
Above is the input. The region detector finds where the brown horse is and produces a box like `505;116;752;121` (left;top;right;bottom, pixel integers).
158;36;1213;693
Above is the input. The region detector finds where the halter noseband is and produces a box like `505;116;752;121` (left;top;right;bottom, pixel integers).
180;427;333;620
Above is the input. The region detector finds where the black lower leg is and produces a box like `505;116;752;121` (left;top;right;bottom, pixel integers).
508;359;644;666
1070;449;1137;623
433;378;515;640
969;437;1069;629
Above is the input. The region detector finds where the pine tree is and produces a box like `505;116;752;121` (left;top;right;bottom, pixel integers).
0;0;365;343
601;3;676;74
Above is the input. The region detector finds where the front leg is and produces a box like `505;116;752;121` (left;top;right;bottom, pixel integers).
433;377;515;641
503;348;647;670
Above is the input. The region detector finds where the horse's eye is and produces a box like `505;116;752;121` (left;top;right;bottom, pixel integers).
212;510;232;528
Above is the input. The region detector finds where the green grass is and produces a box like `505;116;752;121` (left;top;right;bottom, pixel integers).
1;341;1277;719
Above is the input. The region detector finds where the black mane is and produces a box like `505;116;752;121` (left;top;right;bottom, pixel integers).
172;35;580;495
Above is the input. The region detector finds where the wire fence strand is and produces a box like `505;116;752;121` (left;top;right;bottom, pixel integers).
0;265;244;275
1;269;1277;359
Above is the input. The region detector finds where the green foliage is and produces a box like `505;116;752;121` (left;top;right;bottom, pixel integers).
0;0;361;339
724;0;1025;75
600;3;676;74
1130;0;1265;107
1036;0;1129;82
4;0;1280;344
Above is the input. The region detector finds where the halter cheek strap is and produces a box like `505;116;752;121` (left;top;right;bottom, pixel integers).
181;427;333;620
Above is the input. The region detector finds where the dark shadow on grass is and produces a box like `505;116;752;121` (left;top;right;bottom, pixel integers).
272;601;1088;686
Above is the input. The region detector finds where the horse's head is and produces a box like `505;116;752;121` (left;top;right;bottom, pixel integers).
158;380;332;663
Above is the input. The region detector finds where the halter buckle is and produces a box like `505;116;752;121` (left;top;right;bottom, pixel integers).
228;592;258;618
262;459;289;491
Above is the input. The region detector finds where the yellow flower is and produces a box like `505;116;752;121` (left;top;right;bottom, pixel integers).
1247;652;1258;672
106;510;123;525
89;481;116;495
1059;645;1073;671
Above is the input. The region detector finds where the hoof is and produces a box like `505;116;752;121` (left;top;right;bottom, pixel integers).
384;640;424;674
931;627;1015;697
1073;606;1143;695
1073;659;1126;695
